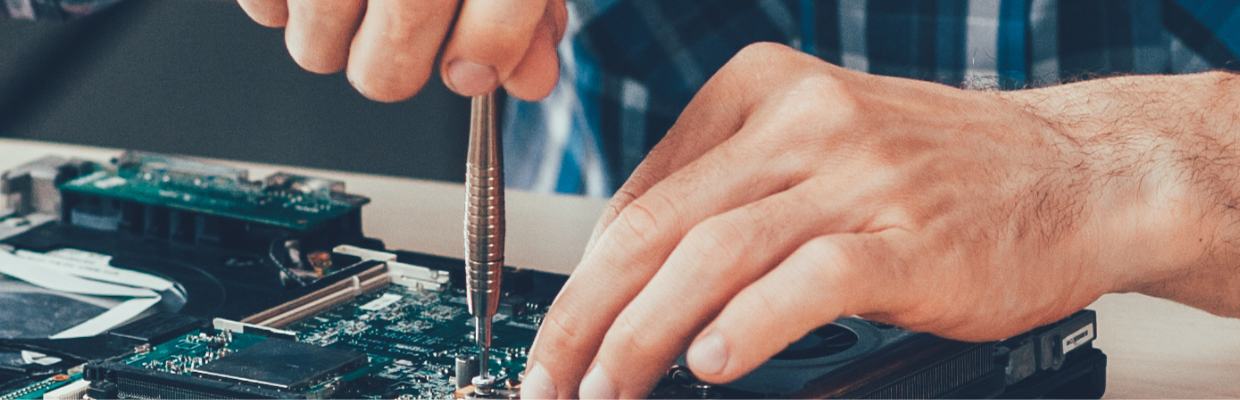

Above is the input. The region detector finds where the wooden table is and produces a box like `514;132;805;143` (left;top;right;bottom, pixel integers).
1;138;1236;398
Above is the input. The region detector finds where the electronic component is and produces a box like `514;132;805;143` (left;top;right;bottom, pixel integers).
0;157;96;240
455;354;480;389
39;376;88;400
191;338;367;390
57;151;369;255
60;151;367;232
84;330;370;399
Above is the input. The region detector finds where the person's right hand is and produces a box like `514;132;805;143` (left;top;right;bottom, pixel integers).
236;0;566;102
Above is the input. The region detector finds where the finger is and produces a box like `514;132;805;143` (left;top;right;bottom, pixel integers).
583;54;767;253
577;183;833;398
440;0;548;96
345;0;458;102
284;0;364;74
502;14;559;100
237;0;288;27
545;0;568;42
686;232;909;383
522;138;796;399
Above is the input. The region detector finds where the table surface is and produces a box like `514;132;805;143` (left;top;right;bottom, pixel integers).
2;139;1237;398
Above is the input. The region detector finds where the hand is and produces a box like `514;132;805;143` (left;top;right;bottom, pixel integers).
236;0;566;101
521;43;1238;398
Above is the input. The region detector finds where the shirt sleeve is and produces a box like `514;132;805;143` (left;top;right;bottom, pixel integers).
2;0;122;21
1164;0;1240;72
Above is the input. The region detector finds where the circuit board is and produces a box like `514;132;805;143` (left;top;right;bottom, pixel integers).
0;151;1111;400
288;284;543;397
107;329;372;398
95;283;544;399
0;372;80;400
58;151;367;231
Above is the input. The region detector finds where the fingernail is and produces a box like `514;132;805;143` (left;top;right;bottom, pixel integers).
445;59;497;96
520;364;557;399
345;73;370;99
687;331;729;376
578;366;617;399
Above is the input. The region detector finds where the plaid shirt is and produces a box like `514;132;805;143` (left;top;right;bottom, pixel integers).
8;0;1239;196
505;0;1240;196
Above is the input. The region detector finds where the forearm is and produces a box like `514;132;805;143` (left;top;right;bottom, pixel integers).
1139;72;1240;315
1006;71;1240;315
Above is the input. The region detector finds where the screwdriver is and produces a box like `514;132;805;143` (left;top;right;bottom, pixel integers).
464;91;504;390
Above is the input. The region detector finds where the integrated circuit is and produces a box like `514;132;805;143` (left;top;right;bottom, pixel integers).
191;339;367;390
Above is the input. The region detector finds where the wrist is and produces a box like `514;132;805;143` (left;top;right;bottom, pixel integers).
1005;73;1240;303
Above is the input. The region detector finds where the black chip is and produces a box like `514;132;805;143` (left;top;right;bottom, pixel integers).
191;339;367;390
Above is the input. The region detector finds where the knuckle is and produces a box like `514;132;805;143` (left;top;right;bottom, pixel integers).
714;42;796;84
373;1;452;39
802;237;847;265
376;16;429;42
611;313;661;355
683;216;745;264
734;42;796;63
539;307;590;352
788;75;858;126
744;286;785;317
869;206;919;231
614;193;672;247
799;238;854;283
603;188;640;223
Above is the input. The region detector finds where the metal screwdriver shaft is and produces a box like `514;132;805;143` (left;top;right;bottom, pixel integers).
464;92;503;388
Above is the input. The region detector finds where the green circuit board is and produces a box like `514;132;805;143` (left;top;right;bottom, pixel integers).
288;284;544;396
104;283;545;399
58;151;367;231
0;372;81;400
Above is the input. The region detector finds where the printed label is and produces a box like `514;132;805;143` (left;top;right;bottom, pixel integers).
1062;324;1095;354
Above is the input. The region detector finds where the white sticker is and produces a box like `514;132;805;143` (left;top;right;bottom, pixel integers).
1062;324;1095;354
360;293;403;311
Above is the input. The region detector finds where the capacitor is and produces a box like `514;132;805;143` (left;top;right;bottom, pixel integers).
308;251;333;276
455;354;480;389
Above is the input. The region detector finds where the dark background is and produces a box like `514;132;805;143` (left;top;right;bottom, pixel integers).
0;0;470;182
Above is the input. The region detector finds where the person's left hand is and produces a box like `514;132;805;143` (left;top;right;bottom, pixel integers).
518;42;1219;398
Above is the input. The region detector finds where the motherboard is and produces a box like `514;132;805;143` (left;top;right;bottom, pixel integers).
289;284;542;396
83;281;545;399
0;152;1109;399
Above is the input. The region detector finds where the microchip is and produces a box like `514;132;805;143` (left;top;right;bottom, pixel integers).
191;339;366;390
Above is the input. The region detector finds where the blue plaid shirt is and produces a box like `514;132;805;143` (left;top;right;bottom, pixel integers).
9;0;1239;197
504;0;1240;196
